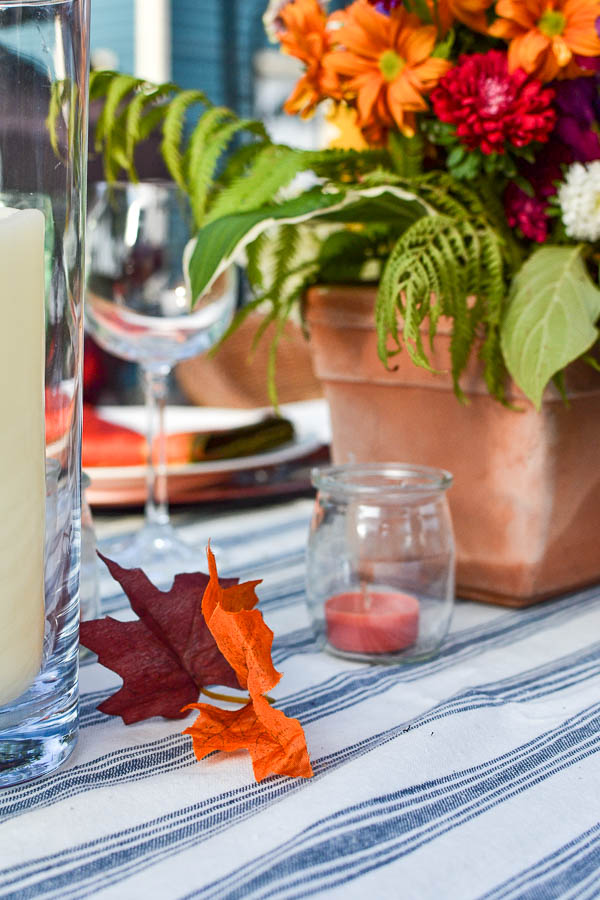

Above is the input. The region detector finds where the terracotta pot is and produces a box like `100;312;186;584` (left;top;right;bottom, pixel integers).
176;312;322;408
305;284;600;607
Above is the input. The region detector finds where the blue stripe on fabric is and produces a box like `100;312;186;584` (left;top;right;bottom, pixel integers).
79;585;600;733
5;625;600;829
280;598;600;727
97;511;313;608
97;506;311;553
3;498;597;899
98;564;600;648
2;657;600;898
184;703;600;900
7;637;596;824
480;823;600;900
99;559;307;616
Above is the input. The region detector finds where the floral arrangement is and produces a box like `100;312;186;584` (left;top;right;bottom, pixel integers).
90;0;600;407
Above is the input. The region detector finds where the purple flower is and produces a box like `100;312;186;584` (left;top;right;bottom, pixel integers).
504;182;550;243
574;54;600;72
368;0;402;12
552;77;600;162
504;140;573;242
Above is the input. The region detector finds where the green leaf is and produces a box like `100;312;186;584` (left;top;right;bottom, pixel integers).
582;351;600;372
450;153;480;180
446;146;465;167
388;131;424;177
432;28;455;57
410;0;433;24
189;184;433;303
501;246;600;408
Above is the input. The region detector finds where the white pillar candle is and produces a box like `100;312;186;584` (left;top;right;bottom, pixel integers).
135;0;171;83
0;207;46;707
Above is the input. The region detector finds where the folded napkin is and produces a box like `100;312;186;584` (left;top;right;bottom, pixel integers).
82;405;295;468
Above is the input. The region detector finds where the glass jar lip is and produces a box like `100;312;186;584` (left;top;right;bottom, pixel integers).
0;1;71;5
311;463;453;497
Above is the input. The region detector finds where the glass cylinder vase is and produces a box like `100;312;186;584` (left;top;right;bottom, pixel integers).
0;0;89;785
306;464;456;664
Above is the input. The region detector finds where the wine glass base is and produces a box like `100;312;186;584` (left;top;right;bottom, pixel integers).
99;523;220;588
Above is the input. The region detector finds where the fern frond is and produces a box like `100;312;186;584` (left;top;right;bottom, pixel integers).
217;140;271;190
388;131;424;178
89;69;117;101
479;323;507;403
266;273;320;409
186;111;267;227
204;145;309;224
375;214;508;400
160;89;209;190
273;225;303;293
245;231;269;291
89;71;272;228
94;73;139;148
123;82;175;179
475;176;524;274
302;147;390;181
45;79;72;161
93;74;143;180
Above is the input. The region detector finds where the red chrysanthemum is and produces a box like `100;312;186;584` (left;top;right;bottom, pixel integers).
430;50;556;154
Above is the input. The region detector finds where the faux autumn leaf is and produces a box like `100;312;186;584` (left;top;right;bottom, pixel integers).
79;553;241;724
183;547;313;782
201;547;279;697
184;695;314;782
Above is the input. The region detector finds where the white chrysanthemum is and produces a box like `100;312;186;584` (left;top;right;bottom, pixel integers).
263;0;328;43
558;161;600;242
262;0;292;43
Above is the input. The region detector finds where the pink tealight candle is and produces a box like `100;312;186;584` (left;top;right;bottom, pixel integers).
325;590;420;654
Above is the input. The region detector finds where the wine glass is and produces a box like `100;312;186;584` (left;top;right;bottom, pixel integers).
85;181;236;574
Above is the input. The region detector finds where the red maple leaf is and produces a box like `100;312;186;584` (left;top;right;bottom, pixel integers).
79;554;242;724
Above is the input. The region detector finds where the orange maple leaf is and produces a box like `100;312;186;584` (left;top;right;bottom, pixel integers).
183;546;313;782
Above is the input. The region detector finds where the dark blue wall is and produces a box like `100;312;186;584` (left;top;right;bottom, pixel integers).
172;0;268;113
90;0;135;73
91;0;348;113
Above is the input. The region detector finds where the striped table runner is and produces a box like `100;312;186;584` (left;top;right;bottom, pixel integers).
1;497;600;899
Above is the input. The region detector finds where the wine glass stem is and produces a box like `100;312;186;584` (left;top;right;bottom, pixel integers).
143;367;170;529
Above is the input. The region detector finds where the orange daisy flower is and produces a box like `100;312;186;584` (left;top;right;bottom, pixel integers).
278;0;341;117
489;0;600;81
432;0;493;35
325;1;452;140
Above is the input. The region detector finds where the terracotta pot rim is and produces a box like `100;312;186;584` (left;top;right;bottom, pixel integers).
305;283;600;402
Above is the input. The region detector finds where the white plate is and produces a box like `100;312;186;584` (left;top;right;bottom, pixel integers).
85;399;331;506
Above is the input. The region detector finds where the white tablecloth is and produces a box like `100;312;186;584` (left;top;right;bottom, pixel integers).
1;497;600;899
